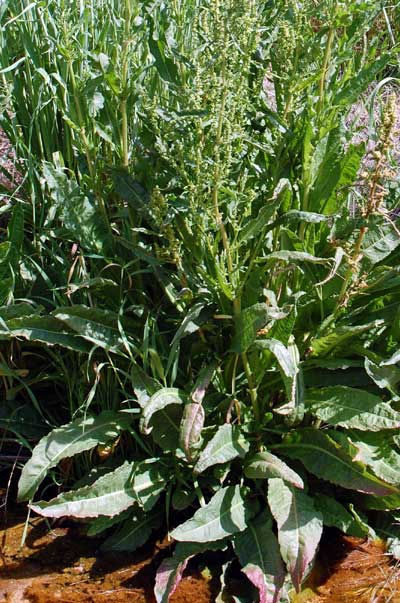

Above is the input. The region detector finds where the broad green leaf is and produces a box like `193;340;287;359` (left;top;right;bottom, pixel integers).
149;404;183;451
306;385;400;430
194;424;249;475
30;462;137;518
313;494;369;538
42;163;111;254
87;509;131;537
53;306;134;353
140;388;186;435
364;358;400;392
333;54;392;106
131;460;168;511
0;303;38;321
179;402;205;461
231;303;284;353
155;540;228;603
309;322;383;358
101;509;162;552
363;228;400;264
348;431;400;486
170;485;253;542
275;428;399;496
234;511;286;603
18;411;132;501
245;452;303;489
268;478;323;592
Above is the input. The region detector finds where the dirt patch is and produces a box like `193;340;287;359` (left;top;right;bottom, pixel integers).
0;515;217;603
1;516;400;603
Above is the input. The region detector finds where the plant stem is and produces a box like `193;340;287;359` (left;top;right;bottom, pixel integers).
318;10;336;113
120;0;131;167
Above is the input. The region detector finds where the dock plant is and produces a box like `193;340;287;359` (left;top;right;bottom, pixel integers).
1;0;400;601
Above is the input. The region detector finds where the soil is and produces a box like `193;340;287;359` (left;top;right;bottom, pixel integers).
1;512;400;603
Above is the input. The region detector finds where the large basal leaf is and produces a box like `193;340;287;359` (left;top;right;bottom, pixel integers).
18;411;133;501
179;402;205;461
101;509;162;552
363;228;400;265
0;315;91;353
53;306;134;353
268;478;323;592
313;494;369;538
131;460;168;511
234;510;286;603
194;424;249;475
348;431;400;486
170;485;254;543
274;428;399;496
154;540;228;603
87;509;131;537
244;451;303;489
30;462;137;518
306;385;400;431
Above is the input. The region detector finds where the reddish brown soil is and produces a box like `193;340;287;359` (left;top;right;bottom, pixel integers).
0;514;216;603
1;516;400;603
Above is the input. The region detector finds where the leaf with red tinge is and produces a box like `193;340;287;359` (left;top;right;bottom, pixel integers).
268;478;322;592
154;540;228;603
234;511;286;603
179;402;205;461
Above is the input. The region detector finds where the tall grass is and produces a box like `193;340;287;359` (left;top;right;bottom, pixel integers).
0;0;400;599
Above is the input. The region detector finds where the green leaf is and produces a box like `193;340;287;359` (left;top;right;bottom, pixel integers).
167;303;205;374
179;402;205;461
363;228;400;265
268;478;323;592
101;509;162;552
170;485;254;543
264;251;330;265
0;315;90;353
194;424;249;475
275;428;399;496
309;322;383;358
18;411;132;501
43;163;111;254
53;306;134;353
348;431;400;486
140;388;186;436
364;358;400;392
256;338;304;423
239;179;289;243
87;509;132;537
155;540;228;603
334;54;392;106
131;460;168;511
306;385;400;430
245;452;303;489
234;511;286;603
30;462;138;518
231;303;284;353
313;494;369;538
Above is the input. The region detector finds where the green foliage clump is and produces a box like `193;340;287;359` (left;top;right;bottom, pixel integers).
0;0;400;600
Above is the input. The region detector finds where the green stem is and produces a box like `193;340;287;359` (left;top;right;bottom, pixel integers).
211;20;260;423
120;0;131;167
318;13;336;113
